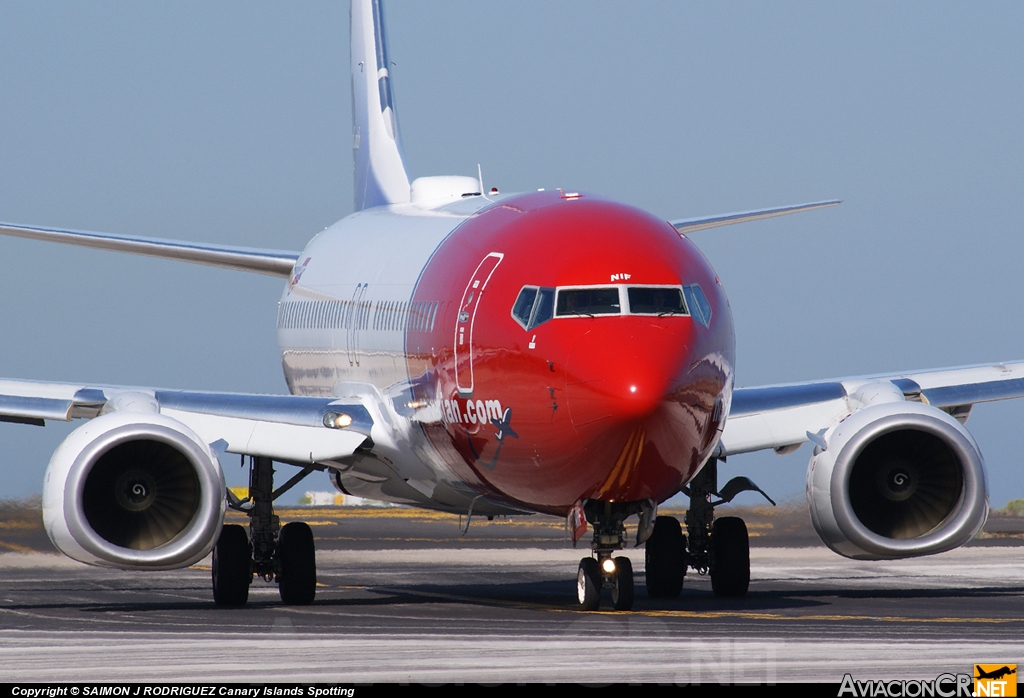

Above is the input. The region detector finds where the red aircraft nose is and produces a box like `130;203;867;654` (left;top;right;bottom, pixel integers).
565;318;693;429
556;316;725;503
406;191;735;511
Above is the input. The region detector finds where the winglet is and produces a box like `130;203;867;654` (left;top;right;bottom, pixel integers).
351;0;411;211
671;200;840;235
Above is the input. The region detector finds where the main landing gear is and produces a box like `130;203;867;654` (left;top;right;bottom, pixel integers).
213;456;319;607
644;457;774;602
682;456;749;597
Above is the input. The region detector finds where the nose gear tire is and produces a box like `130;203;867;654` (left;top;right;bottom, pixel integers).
577;557;601;611
611;556;634;611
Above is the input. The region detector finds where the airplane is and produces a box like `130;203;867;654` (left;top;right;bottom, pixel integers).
975;667;1017;681
1;0;1022;611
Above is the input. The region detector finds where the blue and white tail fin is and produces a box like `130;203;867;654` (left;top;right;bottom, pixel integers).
351;0;411;211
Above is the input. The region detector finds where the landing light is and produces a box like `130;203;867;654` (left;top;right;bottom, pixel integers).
323;412;353;429
601;558;616;574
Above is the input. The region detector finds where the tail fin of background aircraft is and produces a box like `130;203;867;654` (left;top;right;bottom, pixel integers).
351;0;411;211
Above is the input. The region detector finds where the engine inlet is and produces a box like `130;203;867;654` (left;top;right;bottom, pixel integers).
82;439;200;550
848;428;963;540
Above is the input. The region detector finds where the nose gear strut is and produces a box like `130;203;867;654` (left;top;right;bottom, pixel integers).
575;499;645;611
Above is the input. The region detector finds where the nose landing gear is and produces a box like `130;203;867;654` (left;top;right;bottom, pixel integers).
576;555;636;611
575;500;643;611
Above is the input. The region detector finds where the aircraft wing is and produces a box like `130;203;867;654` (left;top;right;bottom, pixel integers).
718;361;1024;457
0;378;373;464
0;221;301;277
671;200;840;234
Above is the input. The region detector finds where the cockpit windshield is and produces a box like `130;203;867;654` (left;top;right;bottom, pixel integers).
627;287;686;315
511;283;705;329
556;288;620;317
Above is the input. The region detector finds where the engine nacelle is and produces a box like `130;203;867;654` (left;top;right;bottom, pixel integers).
42;411;226;569
807;401;988;560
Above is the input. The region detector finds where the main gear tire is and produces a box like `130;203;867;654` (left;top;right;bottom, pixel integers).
212;524;251;607
277;522;317;605
645;515;686;598
710;516;749;598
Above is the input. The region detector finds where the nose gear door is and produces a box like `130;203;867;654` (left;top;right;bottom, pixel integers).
455;252;503;397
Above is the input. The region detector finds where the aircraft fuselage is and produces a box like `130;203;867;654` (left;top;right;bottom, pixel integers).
278;190;735;516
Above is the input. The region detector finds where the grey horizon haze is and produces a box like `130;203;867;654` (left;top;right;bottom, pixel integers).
0;2;1022;507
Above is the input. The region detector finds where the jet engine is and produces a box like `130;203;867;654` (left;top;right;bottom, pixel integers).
42;411;226;569
806;400;988;560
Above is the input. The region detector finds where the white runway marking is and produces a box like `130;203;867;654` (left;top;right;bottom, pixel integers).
0;631;1020;683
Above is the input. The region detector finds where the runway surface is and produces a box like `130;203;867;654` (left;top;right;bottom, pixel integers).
1;504;1023;683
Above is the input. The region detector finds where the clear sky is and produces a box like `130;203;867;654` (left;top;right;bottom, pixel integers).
0;2;1022;506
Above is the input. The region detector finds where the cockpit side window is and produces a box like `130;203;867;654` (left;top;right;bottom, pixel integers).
627;287;687;315
531;288;555;327
511;286;556;330
556;288;620;316
683;284;712;327
512;287;537;328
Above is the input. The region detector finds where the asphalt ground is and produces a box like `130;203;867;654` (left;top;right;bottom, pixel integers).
1;500;1023;683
